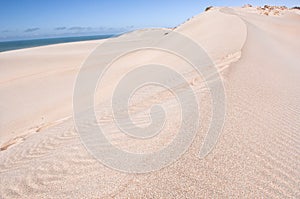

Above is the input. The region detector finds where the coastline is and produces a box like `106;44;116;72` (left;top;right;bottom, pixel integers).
0;34;116;53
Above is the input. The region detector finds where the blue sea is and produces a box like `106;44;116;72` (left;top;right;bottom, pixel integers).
0;35;115;53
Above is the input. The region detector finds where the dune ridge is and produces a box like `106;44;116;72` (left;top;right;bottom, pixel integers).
0;6;299;198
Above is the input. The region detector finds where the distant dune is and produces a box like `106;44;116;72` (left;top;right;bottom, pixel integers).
0;6;299;198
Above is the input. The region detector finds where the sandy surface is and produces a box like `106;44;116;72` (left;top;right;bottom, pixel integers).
0;6;299;198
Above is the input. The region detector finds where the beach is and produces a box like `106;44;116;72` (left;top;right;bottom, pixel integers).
0;6;299;198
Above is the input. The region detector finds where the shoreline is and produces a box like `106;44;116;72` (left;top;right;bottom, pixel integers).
0;34;117;53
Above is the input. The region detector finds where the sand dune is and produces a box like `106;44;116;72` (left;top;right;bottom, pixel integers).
0;6;299;198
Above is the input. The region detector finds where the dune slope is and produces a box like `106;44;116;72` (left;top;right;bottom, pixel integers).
0;6;299;198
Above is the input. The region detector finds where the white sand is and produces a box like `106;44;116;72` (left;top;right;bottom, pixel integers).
0;6;299;198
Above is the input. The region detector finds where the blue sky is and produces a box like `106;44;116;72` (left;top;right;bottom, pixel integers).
0;0;298;41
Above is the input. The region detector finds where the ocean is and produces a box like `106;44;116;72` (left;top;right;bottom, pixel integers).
0;35;115;53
